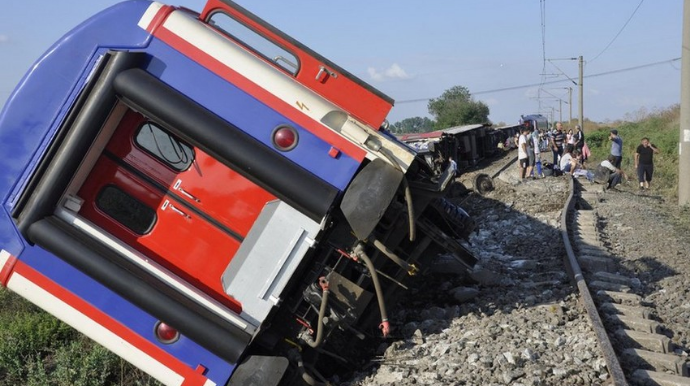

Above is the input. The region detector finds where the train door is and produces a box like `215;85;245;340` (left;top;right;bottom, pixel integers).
76;109;276;311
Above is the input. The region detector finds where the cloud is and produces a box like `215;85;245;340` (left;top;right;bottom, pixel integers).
367;63;412;82
0;35;9;44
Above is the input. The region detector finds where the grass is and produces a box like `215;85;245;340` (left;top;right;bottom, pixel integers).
578;104;680;200
0;288;161;386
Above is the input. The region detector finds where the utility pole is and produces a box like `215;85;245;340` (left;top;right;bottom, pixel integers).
559;99;563;123
568;87;573;125
578;56;584;131
680;0;690;205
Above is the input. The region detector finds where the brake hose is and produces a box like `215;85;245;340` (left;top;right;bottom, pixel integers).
354;243;390;337
303;277;330;349
288;349;333;386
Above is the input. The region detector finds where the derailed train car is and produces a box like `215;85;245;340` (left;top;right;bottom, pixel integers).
0;1;477;385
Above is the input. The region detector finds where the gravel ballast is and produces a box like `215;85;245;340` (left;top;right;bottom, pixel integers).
339;160;690;386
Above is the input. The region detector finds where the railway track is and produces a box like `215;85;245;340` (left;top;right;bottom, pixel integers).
344;154;690;386
563;178;690;386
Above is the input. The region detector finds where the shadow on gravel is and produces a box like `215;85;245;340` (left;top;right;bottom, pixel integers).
347;173;680;385
340;147;688;385
578;183;678;301
367;176;580;350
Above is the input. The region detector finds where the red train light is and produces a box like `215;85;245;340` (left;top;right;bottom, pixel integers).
272;125;298;151
154;321;180;344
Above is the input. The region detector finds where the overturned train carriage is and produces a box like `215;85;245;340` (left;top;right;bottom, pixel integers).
0;1;477;385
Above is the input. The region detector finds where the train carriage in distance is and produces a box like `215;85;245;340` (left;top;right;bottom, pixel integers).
0;1;477;385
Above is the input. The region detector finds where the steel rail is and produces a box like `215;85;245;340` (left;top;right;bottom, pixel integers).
559;176;629;386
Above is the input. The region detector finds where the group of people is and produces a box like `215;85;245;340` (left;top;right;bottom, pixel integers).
515;123;660;191
548;122;587;167
516;124;542;180
600;129;660;190
515;122;586;181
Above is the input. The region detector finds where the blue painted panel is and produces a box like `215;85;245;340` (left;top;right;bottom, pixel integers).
0;1;155;220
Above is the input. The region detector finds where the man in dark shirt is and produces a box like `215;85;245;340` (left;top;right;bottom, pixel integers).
634;137;659;190
549;122;565;166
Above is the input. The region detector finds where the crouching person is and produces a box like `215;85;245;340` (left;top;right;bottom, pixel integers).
594;154;626;190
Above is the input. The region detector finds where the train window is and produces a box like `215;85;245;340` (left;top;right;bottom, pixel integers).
207;11;299;75
96;185;157;235
135;122;194;172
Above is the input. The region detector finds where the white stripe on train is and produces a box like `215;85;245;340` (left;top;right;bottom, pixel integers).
139;3;415;170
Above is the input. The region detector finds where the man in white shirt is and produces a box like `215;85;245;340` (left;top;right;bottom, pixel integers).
532;129;543;177
517;127;529;180
596;154;625;189
559;144;575;174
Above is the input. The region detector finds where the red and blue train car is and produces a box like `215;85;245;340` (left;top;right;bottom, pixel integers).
0;1;477;385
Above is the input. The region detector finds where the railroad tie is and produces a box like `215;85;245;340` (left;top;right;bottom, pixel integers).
631;369;690;386
600;302;654;319
624;349;689;377
577;255;614;273
605;313;661;334
614;329;672;354
592;271;641;288
596;290;643;305
589;280;631;293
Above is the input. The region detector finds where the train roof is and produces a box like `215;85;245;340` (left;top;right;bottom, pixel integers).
442;124;487;135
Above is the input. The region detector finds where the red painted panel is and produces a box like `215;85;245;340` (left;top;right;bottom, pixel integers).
106;110;275;236
198;0;393;130
77;156;242;313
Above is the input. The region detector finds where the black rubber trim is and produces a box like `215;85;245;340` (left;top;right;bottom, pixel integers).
12;55;112;219
113;68;337;222
15;51;146;239
27;216;251;363
102;150;244;242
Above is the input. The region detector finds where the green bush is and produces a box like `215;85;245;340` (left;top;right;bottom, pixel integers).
584;105;680;199
0;310;75;382
0;289;161;386
584;129;609;149
26;339;118;386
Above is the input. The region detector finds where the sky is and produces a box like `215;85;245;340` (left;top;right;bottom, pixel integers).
0;0;683;127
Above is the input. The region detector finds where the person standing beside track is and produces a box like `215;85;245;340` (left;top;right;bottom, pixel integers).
573;125;586;164
634;137;659;190
448;156;458;176
525;128;535;179
609;129;623;168
531;128;543;178
517;126;529;181
550;122;565;166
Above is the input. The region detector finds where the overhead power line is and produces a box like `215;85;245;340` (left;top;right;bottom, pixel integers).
589;0;645;63
395;57;680;104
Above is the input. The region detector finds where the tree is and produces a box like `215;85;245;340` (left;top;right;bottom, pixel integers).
390;116;435;134
427;86;490;130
